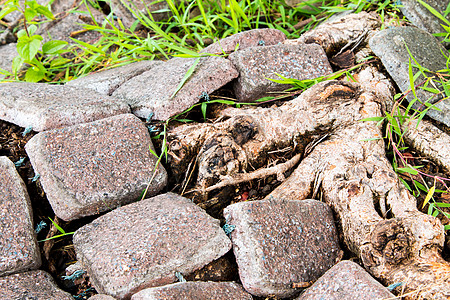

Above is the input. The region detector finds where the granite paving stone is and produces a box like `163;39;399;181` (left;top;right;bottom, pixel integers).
0;156;41;276
0;82;130;132
228;43;333;102
0;43;18;79
369;26;450;127
73;192;232;299
36;0;105;44
113;56;238;120
89;295;117;300
131;281;252;300
200;28;286;54
0;270;74;300
25;114;167;221
108;0;171;29
296;260;395;300
223;198;341;298
399;0;450;44
66;60;163;95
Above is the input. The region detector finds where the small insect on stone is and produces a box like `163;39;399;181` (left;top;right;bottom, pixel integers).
222;223;236;236
258;40;266;46
199;91;210;102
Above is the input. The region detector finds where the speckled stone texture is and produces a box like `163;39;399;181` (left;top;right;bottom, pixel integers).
400;0;450;44
25;114;167;221
0;43;17;79
0;82;130;132
66;60;163;95
0;156;41;276
108;0;170;28
73;193;232;299
131;281;252;300
201;28;286;54
89;295;117;300
296;260;395;300
369;27;450;127
228;43;332;102
112;56;238;120
223;198;341;298
36;0;104;44
0;270;74;299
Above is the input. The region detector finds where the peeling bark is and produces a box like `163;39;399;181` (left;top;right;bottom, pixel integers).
284;12;381;55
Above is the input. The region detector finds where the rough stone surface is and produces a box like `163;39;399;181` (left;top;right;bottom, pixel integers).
0;270;74;299
400;0;450;44
0;82;130;132
36;0;104;43
369;26;450;127
73;192;231;299
25;114;167;221
0;43;17;78
0;156;41;276
201;28;286;54
113;56;238;120
108;0;171;28
296;260;395;300
131;281;252;300
228;43;333;102
88;295;117;300
66;60;163;95
223;198;341;298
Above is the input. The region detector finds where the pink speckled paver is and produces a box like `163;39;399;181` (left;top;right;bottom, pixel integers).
228;43;333;102
296;261;395;300
0;156;41;276
224;198;341;298
200;28;286;54
25;114;167;221
131;281;252;300
112;56;238;121
0;270;74;299
66;60;163;95
73;192;232;299
0;82;130;132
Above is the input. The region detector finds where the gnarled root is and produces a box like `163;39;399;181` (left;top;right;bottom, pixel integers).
268;86;450;299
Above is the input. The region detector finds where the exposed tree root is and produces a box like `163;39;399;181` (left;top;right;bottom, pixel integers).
200;152;302;193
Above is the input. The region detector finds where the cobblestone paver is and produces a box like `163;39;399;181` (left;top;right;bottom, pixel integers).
0;270;74;299
25;114;167;221
0;156;41;276
224;198;341;298
131;281;252;300
73;192;231;299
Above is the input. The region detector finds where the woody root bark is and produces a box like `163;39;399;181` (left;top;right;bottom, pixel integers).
167;73;450;298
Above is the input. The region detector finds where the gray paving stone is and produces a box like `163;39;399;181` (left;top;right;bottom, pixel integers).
0;43;17;79
113;56;238;121
296;260;395;300
89;295;117;300
0;82;130;132
369;26;450;127
73;192;232;299
0;157;41;276
223;198;341;298
108;0;171;29
0;269;74;300
37;0;105;44
228;43;332;102
400;0;450;44
25;114;167;221
131;281;252;300
201;28;286;54
66;60;163;95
